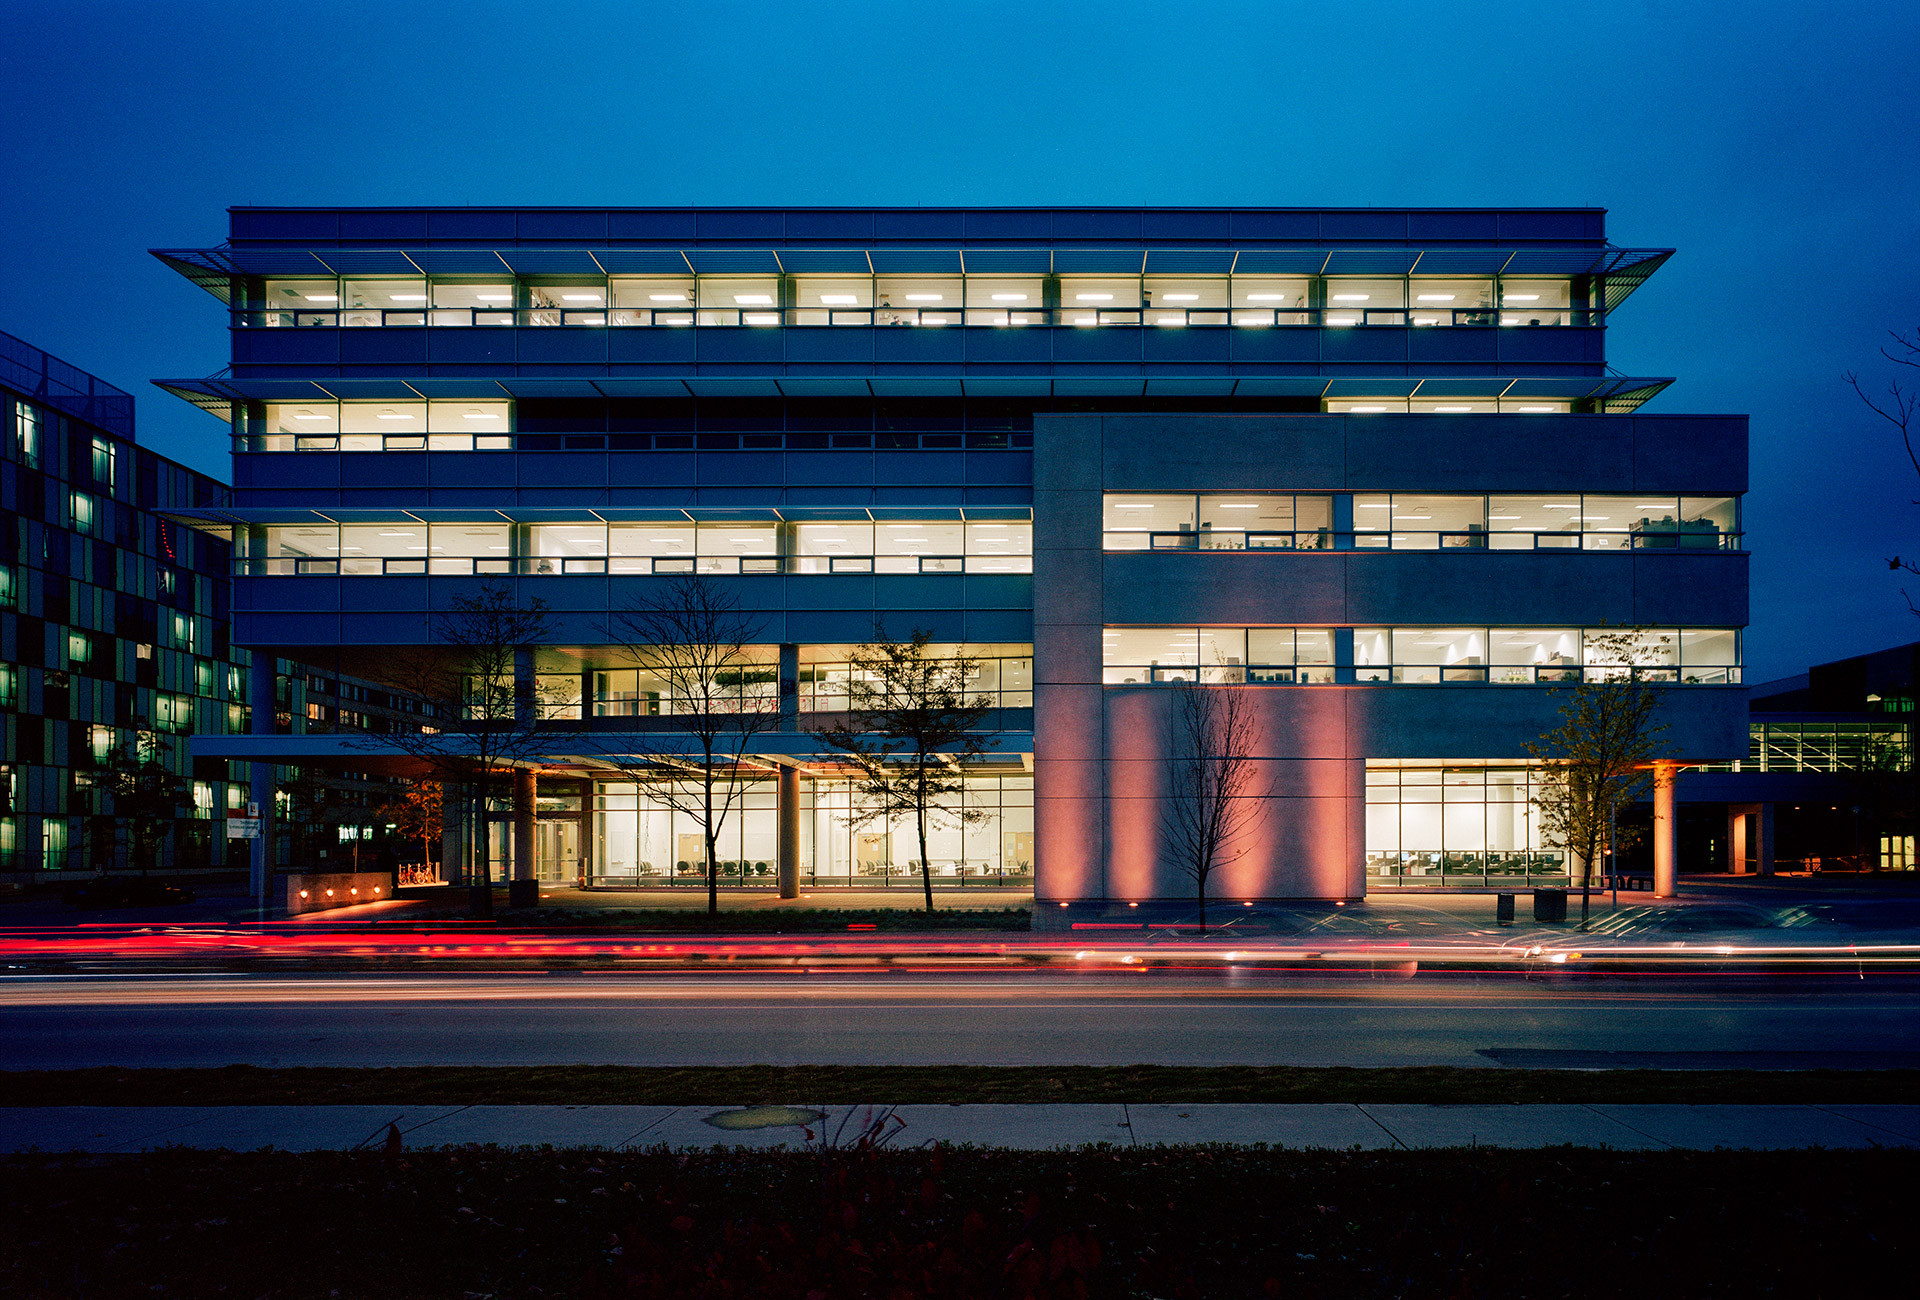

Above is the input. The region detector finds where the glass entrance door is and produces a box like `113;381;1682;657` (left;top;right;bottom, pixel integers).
536;819;579;882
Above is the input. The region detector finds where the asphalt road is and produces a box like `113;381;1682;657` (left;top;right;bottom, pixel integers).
5;971;1920;1068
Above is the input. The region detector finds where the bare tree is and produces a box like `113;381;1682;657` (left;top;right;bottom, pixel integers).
1849;326;1920;610
812;629;1000;912
1159;682;1263;932
1525;626;1671;925
601;572;779;916
376;778;444;881
370;581;554;917
96;727;192;876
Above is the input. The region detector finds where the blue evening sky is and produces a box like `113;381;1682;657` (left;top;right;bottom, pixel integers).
3;0;1917;681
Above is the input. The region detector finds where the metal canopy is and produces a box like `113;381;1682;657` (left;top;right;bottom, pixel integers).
159;372;1675;413
156;244;1676;313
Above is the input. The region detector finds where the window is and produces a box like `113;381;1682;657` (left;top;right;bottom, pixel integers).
1144;276;1229;325
260;279;339;326
0;565;14;608
426;400;512;449
874;521;964;573
696;278;781;327
609;523;696;573
875;276;962;326
1353;495;1486;549
1057;278;1139;327
1499;279;1573;326
789;278;874;326
341;401;426;450
609;277;696;326
12;401;42;467
793;522;873;574
69;492;97;535
1408;279;1495;326
1229;277;1310;325
1110;627;1738;685
90;437;116;489
535;674;583;720
428;523;513;574
0;665;15;710
1367;763;1562;883
525;523;609;575
340;279;427;326
1323;278;1405;326
696;523;777;574
1102;495;1195;549
964;278;1047;327
339;523;429;574
524;280;607;326
430;282;514;326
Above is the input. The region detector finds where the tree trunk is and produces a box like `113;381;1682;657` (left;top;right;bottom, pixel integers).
917;765;934;914
705;768;719;917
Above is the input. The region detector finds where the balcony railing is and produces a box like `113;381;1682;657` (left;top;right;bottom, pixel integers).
239;553;1032;578
1106;663;1739;686
1112;529;1743;552
237;305;1602;330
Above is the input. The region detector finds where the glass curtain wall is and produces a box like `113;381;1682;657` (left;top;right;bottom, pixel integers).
588;774;1033;885
1365;763;1567;885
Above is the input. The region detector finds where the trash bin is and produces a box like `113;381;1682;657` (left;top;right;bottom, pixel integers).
1533;888;1568;923
1496;892;1516;924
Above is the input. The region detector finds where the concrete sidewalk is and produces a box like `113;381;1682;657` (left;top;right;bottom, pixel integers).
4;1102;1918;1154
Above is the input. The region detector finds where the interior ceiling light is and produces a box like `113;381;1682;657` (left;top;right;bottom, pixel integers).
1332;294;1370;301
562;293;603;302
819;294;858;305
293;410;329;420
304;294;338;302
376;410;414;421
991;293;1027;301
1349;406;1387;413
1245;293;1287;302
1506;294;1541;301
1416;294;1456;302
734;294;774;305
475;292;511;302
649;293;687;302
1164;293;1199;301
463;411;500;420
1075;293;1112;302
391;294;427;302
905;294;943;302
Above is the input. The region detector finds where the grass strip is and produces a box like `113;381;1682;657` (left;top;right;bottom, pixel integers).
6;1063;1918;1107
3;1146;1915;1299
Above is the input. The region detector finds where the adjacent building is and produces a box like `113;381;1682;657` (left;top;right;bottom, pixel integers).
154;206;1751;903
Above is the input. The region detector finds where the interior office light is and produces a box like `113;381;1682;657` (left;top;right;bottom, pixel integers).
475;293;512;302
649;293;687;302
734;294;774;305
1433;406;1472;413
1075;293;1112;301
1416;294;1455;302
1332;294;1370;301
304;294;338;302
293;410;329;420
562;293;603;302
376;410;415;420
1246;294;1287;301
1349;406;1387;413
820;294;858;304
391;294;427;302
463;411;500;420
1164;293;1199;301
905;294;943;302
991;293;1027;301
1506;294;1541;301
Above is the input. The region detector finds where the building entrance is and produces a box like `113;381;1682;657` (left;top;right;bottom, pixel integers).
537;819;579;882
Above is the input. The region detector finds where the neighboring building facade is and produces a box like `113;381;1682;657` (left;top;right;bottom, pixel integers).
0;330;419;882
156;206;1750;900
1674;642;1918;875
1;330;247;876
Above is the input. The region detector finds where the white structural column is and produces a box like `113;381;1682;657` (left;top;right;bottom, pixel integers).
1652;760;1679;897
248;653;276;918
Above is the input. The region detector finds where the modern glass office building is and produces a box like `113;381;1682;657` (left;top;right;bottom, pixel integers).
156;206;1749;901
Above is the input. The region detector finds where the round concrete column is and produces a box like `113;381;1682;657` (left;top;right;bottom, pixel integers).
778;765;800;899
1652;760;1679;898
509;768;539;908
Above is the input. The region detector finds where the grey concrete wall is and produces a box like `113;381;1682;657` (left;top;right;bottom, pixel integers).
1032;411;1750;903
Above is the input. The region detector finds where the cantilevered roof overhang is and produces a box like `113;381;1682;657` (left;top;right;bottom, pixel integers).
153;245;1672;313
156;372;1674;416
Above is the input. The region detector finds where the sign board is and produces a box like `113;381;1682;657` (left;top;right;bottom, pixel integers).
226;817;262;839
246;803;260;818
